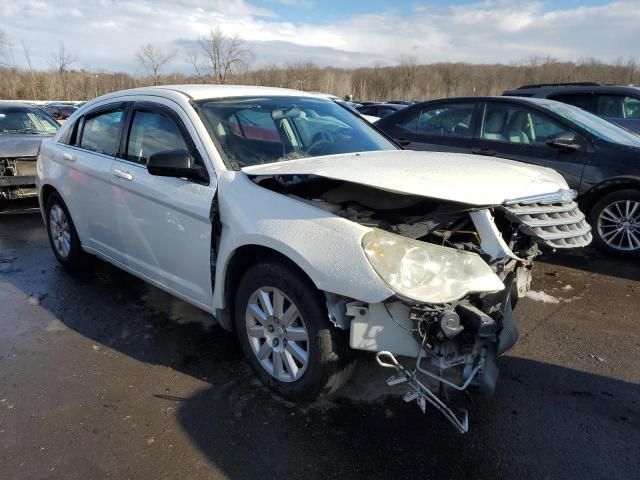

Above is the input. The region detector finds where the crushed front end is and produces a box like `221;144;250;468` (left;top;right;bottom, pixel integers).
250;174;591;432
0;156;38;202
341;189;592;433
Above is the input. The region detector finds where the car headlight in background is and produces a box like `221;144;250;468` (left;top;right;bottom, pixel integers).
362;228;504;304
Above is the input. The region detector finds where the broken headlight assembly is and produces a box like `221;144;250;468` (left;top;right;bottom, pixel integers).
362;228;504;304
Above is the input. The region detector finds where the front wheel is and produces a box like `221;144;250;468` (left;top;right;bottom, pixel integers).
589;189;640;256
234;260;355;401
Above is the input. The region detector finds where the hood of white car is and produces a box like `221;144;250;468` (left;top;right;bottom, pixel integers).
242;150;569;206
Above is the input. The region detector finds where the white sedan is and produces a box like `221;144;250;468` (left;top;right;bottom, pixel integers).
36;85;590;432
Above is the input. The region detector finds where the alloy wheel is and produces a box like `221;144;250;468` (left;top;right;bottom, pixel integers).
597;200;640;252
49;204;72;259
245;287;309;382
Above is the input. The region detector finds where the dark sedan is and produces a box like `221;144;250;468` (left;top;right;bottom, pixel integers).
356;103;405;118
375;96;640;256
0;103;59;207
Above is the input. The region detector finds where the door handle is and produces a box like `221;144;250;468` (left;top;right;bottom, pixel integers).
113;169;134;181
62;152;75;162
472;148;497;156
396;137;411;146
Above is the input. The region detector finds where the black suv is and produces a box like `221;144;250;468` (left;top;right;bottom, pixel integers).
375;96;640;256
503;82;640;133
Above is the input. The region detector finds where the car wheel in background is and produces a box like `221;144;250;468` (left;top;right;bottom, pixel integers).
45;192;89;270
234;260;355;401
589;189;640;256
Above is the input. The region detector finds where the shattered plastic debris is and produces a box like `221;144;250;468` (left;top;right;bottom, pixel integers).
589;354;606;363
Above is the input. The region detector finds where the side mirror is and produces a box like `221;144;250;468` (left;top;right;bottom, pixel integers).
547;132;580;151
147;149;208;182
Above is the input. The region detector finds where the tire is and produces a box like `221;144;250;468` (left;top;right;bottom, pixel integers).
588;189;640;257
45;192;89;270
234;260;355;401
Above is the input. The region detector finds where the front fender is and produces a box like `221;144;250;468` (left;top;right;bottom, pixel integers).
581;175;640;211
212;171;393;311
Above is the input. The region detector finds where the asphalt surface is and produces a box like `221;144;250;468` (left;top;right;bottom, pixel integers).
0;206;638;480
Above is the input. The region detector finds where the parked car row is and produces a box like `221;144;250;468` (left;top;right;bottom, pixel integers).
44;103;82;123
4;83;639;256
36;85;592;433
356;102;406;119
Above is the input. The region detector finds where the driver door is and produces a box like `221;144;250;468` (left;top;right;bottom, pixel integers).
110;100;216;310
472;102;587;190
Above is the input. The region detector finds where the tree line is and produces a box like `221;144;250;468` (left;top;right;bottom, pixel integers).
0;28;638;103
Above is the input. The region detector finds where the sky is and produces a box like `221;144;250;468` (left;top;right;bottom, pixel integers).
0;0;637;74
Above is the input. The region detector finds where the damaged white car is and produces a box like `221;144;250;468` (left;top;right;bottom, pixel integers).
36;86;591;432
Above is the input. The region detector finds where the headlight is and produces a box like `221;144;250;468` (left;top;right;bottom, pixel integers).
362;228;504;304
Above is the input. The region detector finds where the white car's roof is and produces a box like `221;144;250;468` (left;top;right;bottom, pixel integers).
99;84;316;102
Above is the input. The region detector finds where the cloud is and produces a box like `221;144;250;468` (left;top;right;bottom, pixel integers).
0;0;637;73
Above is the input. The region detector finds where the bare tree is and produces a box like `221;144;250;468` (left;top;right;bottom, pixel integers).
0;29;10;66
50;41;77;98
135;43;177;86
436;62;467;97
398;55;418;98
22;42;38;99
187;26;252;84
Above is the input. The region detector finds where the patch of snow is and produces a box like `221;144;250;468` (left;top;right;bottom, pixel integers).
562;285;574;291
525;290;561;304
45;319;67;333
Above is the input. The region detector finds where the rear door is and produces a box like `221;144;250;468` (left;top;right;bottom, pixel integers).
57;103;126;259
472;101;587;190
109;100;216;309
379;101;478;152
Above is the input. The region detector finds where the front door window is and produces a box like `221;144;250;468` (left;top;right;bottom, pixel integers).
481;104;572;145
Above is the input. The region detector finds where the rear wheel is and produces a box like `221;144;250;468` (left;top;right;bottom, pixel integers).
589;189;640;256
234;260;355;401
45;192;89;270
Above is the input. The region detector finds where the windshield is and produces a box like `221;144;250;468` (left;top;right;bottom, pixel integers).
541;101;640;147
196;96;397;169
0;107;59;134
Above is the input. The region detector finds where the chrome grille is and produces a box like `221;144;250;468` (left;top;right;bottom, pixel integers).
504;201;592;249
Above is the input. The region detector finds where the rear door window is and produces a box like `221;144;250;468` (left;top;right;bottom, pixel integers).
597;95;640;119
399;103;475;138
79;109;123;156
